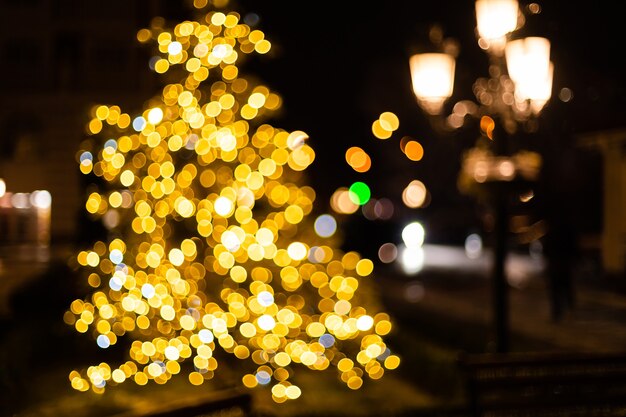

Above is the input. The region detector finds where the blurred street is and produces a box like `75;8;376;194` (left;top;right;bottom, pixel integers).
2;242;626;416
382;243;626;354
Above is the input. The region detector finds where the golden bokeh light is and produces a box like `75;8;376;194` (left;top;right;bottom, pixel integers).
480;115;495;140
330;187;360;215
378;112;399;132
402;180;428;208
403;141;424;162
371;120;392;140
372;111;399;140
345;146;371;173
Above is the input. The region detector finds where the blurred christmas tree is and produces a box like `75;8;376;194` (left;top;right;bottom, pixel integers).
66;0;398;403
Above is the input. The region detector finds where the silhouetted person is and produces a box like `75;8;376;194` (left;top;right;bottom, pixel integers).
542;215;578;322
534;126;582;322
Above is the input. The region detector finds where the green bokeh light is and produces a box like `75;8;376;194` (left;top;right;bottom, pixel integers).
348;181;371;205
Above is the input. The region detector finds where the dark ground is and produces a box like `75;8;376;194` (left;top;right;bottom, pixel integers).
2;242;626;416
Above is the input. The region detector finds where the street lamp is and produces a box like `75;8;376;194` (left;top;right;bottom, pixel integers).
409;0;553;353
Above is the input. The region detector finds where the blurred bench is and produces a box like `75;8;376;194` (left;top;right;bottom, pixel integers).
458;351;626;416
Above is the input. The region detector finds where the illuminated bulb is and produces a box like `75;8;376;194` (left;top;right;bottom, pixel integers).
141;283;156;299
148;362;165;377
319;334;335;348
132;116;146;132
109;249;123;264
257;291;274;307
497;159;516;179
194;43;209;57
109;275;124;291
168;248;185;266
287;242;307;261
465;233;483;259
256;228;274;246
379;112;400;132
96;335;110;349
30;190;52;209
80;151;93;163
314;214;337;238
217;132;237;151
401;222;425;248
258;314;276;331
378;243;398;264
147;107;164;124
248;92;266;109
255;370;271;385
112;370;126;383
221;230;241;251
214;196;234;216
285;385;301;399
400;245;425;274
168;41;183;55
331;188;359;214
212;44;229;58
104;139;117;150
402;180;427;208
287;130;308;150
198;329;214;343
11;193;30;209
356;315;374;331
348;182;371;206
160;305;176;321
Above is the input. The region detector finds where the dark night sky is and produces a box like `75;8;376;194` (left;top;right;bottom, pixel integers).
4;0;623;252
213;1;626;252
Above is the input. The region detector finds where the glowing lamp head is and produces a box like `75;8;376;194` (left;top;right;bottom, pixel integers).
505;37;552;113
409;53;455;115
475;0;519;51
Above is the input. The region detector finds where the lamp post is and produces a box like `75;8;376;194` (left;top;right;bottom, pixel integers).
409;0;553;353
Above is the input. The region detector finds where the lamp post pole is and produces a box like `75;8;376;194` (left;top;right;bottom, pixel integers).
490;121;511;353
493;183;509;352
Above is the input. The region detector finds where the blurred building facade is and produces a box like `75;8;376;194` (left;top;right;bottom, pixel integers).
578;128;626;276
0;0;174;242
